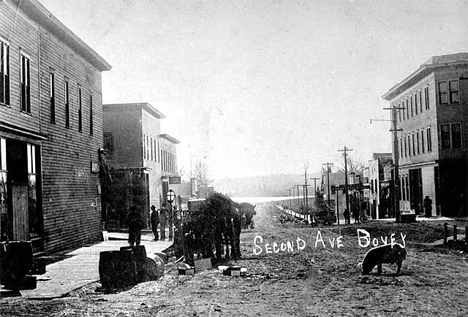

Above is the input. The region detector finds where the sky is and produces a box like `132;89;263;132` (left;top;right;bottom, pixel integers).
39;0;468;180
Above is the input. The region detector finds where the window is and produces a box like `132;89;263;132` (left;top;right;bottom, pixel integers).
400;137;403;158
50;72;55;123
449;80;459;103
441;124;451;150
421;129;425;154
89;94;93;135
424;86;430;109
157;140;160;163
150;137;154;161
439;82;448;104
404;135;407;157
439;80;459;104
398;106;402;122
406;99;409;119
0;40;10;105
64;80;70;128
416;131;420;154
452;123;461;148
414;94;418;115
20;54;31;113
441;123;462;150
410;96;414;117
78;86;82;132
419;90;423;113
411;133;415;156
427;127;432;152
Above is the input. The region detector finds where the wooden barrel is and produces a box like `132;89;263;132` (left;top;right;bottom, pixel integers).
99;250;137;292
140;253;165;282
0;241;33;291
120;246;147;283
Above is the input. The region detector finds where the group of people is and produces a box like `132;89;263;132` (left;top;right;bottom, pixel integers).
125;203;177;247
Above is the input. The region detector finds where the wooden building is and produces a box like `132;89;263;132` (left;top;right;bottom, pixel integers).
0;0;111;254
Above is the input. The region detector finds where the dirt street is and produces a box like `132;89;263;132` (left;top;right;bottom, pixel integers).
1;202;468;316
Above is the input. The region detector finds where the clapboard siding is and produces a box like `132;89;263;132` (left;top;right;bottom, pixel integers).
1;1;110;253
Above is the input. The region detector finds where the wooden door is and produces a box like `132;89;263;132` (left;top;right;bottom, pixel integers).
12;184;29;241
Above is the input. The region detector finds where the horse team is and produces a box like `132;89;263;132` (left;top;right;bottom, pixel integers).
179;193;256;265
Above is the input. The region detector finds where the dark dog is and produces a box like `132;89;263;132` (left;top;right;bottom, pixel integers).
361;244;407;275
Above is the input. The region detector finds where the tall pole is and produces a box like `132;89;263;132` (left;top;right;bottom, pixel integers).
384;105;403;223
296;184;301;207
322;163;334;207
338;146;353;224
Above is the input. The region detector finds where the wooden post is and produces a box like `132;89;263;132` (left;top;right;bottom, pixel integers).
443;223;448;248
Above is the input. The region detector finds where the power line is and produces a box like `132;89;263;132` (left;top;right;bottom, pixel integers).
338;146;353;224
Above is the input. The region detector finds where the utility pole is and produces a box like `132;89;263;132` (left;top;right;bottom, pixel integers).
338;146;353;224
384;104;404;223
310;177;320;196
322;163;334;207
296;184;301;207
303;168;311;211
288;189;292;207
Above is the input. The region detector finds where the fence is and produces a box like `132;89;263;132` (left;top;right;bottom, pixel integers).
276;205;311;223
443;223;468;250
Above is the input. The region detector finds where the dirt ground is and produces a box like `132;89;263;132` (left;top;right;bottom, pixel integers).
1;203;468;316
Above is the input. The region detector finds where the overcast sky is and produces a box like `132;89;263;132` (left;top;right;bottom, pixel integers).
39;0;468;180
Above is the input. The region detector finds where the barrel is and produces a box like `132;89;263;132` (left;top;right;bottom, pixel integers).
120;245;147;283
98;250;138;292
140;253;165;282
0;241;33;291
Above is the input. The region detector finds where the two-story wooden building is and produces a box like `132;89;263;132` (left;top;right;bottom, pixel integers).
383;53;468;217
0;0;111;254
102;103;180;228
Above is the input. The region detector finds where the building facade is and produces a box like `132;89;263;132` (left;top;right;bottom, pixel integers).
366;153;393;219
0;0;111;253
102;103;180;228
159;133;180;206
383;53;468;217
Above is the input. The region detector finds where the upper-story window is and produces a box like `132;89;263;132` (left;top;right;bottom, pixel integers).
64;79;70;128
405;99;409;119
424;86;430;109
49;72;55;123
0;40;10;106
89;94;93;135
449;80;459;103
421;128;425;154
441;123;462;150
20;53;31;113
78;86;82;132
439;80;459;104
419;90;423;113
427;127;432;152
414;93;418;115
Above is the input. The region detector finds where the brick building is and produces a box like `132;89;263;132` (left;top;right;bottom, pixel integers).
382;53;468;217
0;0;111;253
102;103;180;228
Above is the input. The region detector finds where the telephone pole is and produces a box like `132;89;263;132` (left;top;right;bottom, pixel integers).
310;177;320;196
338;146;353;224
384;104;404;223
322;163;334;207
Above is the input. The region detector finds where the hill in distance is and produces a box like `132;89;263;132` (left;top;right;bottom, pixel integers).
213;173;323;197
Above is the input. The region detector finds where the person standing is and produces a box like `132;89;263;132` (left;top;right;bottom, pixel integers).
168;205;174;241
424;196;433;218
126;206;145;246
159;203;167;241
150;205;159;241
